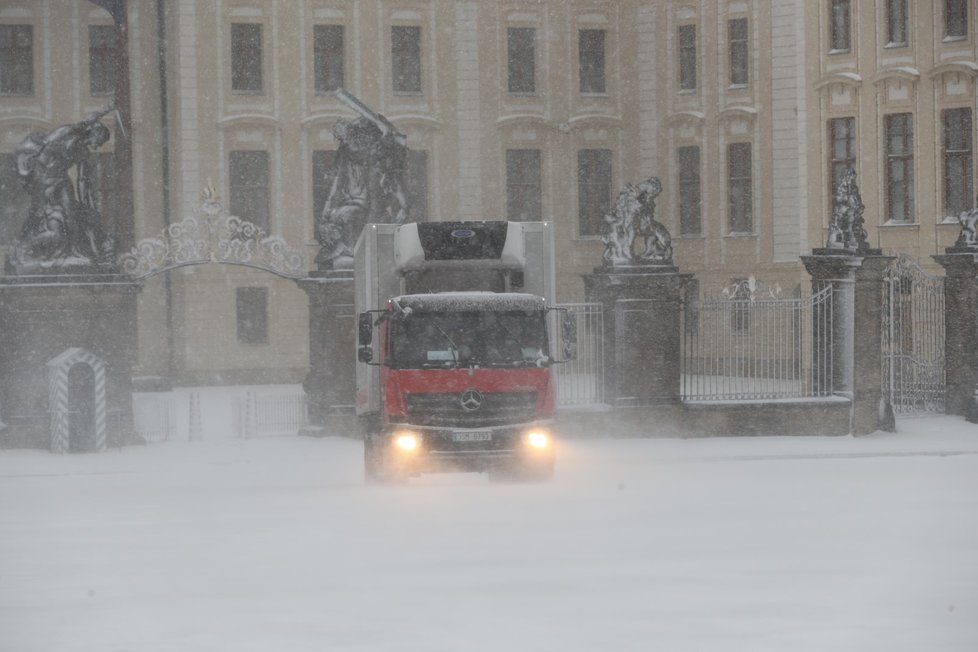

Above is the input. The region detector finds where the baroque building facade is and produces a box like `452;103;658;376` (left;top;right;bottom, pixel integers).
0;0;974;386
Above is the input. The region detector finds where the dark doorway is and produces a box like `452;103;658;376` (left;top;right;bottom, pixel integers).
68;363;96;452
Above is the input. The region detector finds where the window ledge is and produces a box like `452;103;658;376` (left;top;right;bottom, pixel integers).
884;41;909;49
231;90;265;96
678;88;697;96
943;35;967;43
940;216;965;225
580;91;610;98
723;232;757;239
880;220;919;228
828;48;852;55
507;91;538;98
727;83;749;91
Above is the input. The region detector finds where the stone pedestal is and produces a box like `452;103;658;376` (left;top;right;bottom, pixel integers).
932;251;978;421
295;271;356;435
0;274;141;449
801;251;893;435
584;265;689;407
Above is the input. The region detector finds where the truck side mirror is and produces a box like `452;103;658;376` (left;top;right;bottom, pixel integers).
560;311;577;361
357;313;374;363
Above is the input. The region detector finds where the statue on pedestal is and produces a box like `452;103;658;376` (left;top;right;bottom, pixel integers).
952;202;978;251
601;176;673;267
825;167;870;253
316;90;409;270
8;108;117;273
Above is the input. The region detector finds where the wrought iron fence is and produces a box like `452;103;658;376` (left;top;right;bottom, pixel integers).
882;255;945;414
681;278;835;401
132;392;177;442
553;302;605;406
232;391;308;438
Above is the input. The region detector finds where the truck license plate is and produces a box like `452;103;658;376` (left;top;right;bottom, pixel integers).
451;431;492;443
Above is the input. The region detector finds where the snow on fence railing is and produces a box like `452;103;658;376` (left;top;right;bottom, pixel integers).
681;282;835;401
133;393;177;442
232;391;308;438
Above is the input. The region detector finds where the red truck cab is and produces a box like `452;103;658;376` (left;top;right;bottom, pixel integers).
354;222;565;483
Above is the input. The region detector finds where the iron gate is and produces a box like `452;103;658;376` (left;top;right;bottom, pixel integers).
553;303;605;406
882;254;945;414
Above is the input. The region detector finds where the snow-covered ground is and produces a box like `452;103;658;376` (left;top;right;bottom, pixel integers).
1;416;976;652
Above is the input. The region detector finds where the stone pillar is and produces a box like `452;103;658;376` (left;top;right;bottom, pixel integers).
0;275;141;449
296;271;356;436
932;251;978;420
801;252;893;435
583;265;688;407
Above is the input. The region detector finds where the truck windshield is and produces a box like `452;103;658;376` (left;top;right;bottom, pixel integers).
388;310;549;368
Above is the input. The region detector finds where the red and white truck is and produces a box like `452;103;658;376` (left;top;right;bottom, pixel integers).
353;221;571;482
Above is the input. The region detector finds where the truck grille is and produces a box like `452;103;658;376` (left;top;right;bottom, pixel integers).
405;391;538;427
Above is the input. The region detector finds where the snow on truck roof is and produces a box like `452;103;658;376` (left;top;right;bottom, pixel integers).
390;292;547;312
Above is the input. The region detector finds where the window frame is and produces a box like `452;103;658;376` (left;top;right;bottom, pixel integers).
678;145;702;236
942;107;973;219
236;287;269;346
828;117;857;207
829;0;852;53
884;113;915;224
728;18;749;87
578;28;606;95
886;0;909;46
313;24;344;95
678;24;697;92
230;22;264;94
229;149;271;230
577;148;613;238
507;26;536;95
391;25;422;95
0;24;34;96
505;149;543;222
727;142;753;234
944;0;968;40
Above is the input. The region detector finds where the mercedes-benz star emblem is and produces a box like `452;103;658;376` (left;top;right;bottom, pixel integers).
459;388;484;412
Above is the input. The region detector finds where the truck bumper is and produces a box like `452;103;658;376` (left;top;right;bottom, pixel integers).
366;421;555;477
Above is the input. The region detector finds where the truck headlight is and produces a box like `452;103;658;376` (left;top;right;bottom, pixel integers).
524;429;550;449
394;430;421;452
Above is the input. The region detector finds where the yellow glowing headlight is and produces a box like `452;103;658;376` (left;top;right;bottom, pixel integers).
525;430;550;449
394;431;420;451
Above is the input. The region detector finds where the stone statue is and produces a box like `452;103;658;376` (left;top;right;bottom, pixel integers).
316;89;409;270
602;176;673;266
825;167;869;253
953;202;978;251
8;108;116;273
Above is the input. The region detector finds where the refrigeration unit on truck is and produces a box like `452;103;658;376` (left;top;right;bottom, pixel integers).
353;221;573;483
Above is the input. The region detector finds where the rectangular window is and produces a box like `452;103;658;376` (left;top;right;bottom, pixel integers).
945;0;968;39
732;278;751;333
313;25;344;94
579;29;606;94
507;27;535;94
236;287;268;345
678;146;701;236
312;149;336;239
830;0;851;51
405;149;429;223
88;25;117;96
885;113;914;223
231;23;263;93
887;0;908;45
577;149;612;237
828;117;857;202
0;153;27;245
392;25;421;94
0;24;33;96
229;150;270;230
728;18;749;86
727;143;752;233
943;108;973;219
678;25;696;91
506;149;542;222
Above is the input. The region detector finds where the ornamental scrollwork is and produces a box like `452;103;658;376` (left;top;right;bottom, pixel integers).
120;181;306;280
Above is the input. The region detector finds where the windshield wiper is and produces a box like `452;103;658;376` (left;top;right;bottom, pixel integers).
430;319;461;367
